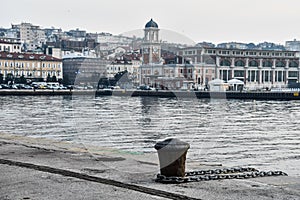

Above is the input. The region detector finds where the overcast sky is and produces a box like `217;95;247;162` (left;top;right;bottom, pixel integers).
2;0;300;45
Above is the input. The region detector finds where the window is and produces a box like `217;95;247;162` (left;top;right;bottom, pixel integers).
235;60;245;67
234;70;244;78
276;61;285;68
220;59;231;66
289;61;299;68
263;60;273;68
263;71;270;82
249;60;259;67
276;71;282;82
288;71;298;77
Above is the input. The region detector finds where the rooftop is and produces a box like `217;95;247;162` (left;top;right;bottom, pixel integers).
0;51;62;61
145;19;158;28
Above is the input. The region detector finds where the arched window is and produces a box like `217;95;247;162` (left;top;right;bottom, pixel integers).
220;59;231;66
289;61;299;68
235;60;245;67
205;58;215;64
276;61;285;68
263;60;272;67
249;60;258;67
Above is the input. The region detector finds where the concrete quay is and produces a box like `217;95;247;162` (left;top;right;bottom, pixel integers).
1;89;300;100
0;133;300;200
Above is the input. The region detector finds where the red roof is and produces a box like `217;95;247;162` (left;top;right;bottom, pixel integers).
0;51;62;62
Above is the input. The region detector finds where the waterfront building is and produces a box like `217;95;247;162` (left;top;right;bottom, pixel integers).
178;47;300;88
62;55;108;86
0;51;62;81
139;19;195;89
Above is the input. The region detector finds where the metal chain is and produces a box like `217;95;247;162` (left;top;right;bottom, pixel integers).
155;167;288;184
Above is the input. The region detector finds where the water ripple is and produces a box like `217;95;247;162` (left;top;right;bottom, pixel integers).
0;96;300;176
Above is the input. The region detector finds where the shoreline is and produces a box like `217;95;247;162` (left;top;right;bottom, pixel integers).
0;89;300;100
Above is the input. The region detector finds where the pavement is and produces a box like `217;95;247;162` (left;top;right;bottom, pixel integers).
0;132;300;200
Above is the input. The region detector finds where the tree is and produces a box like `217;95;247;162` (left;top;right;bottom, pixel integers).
16;75;27;84
52;75;57;82
46;74;52;82
0;73;3;84
6;73;14;84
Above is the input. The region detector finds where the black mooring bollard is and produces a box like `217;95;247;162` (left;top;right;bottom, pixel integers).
154;138;190;177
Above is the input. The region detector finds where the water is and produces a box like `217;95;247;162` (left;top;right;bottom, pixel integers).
0;95;299;176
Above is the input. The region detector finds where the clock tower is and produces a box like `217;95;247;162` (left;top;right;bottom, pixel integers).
142;19;161;64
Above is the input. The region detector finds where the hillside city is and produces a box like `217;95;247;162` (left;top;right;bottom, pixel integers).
1;20;300;90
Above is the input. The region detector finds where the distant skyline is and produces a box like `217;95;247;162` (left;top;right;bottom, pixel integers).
2;0;300;45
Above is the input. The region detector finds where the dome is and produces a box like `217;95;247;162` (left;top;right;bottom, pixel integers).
145;18;158;28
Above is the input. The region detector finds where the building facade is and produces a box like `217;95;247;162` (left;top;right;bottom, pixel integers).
107;54;142;85
179;47;300;88
139;19;195;89
12;23;46;51
141;19;161;65
286;39;300;51
139;19;300;89
0;38;22;53
63;56;108;86
0;51;62;81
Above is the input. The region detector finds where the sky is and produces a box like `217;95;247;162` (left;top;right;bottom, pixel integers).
2;0;300;45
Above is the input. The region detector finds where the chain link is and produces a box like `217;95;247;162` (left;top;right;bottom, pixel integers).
155;167;288;184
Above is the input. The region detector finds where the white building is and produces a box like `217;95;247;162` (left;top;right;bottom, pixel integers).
107;54;142;85
0;38;22;53
12;23;46;51
178;47;300;88
286;39;300;51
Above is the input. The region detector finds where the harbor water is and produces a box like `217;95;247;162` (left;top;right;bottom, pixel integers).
0;95;299;176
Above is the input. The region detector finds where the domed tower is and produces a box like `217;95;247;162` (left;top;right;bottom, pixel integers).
142;19;161;64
